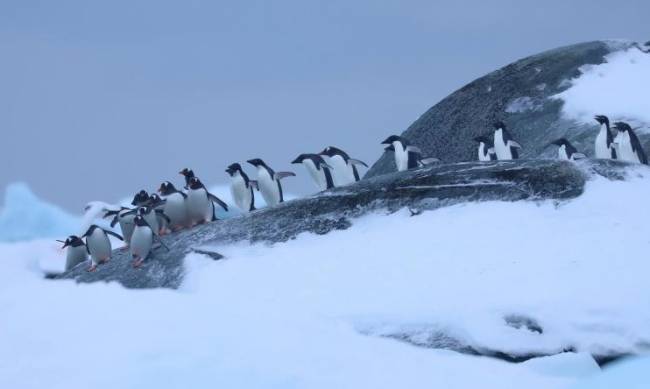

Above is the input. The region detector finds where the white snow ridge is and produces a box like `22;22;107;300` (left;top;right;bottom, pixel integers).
2;170;650;388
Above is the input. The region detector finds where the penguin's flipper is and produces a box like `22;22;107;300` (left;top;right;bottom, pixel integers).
155;209;172;223
103;229;124;241
80;226;94;239
174;190;188;199
349;158;368;168
274;171;296;180
207;193;229;211
406;145;422;154
419;157;440;165
571;153;587;160
320;163;333;171
102;209;120;218
508;141;522;149
56;239;66;244
153;235;170;252
110;215;120;228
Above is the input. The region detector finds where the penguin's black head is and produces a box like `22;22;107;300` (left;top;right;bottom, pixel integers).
291;154;309;164
247;158;265;167
179;168;194;178
473;135;492;144
594;115;610;126
148;193;163;205
60;235;83;249
158;181;176;195
493;121;506;130
613;122;631;132
188;176;203;189
226;163;242;176
131;190;150;206
136;207;148;216
381;135;402;145
550;138;570;147
319;146;348;159
134;215;148;227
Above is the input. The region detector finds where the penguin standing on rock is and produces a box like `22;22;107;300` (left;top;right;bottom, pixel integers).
594;115;617;159
492;122;522;160
381;135;439;171
186;176;229;225
473;135;497;161
81;225;123;272
549;138;586;161
179;168;195;189
226;163;257;213
57;236;88;271
102;206;133;246
612;122;648;164
158;181;189;231
129;215;170;268
148;193;169;234
291;154;334;191
318;146;367;186
247;159;295;207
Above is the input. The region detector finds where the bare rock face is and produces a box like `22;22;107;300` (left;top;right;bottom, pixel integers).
55;159;631;289
365;40;647;177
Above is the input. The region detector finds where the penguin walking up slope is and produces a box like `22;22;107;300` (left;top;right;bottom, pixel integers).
291;154;334;191
319;146;367;186
158;181;189;231
492;122;522;160
226;163;257;213
247;159;295;207
179;168;195;189
148;193;169;234
130;215;169;268
549;138;586;161
186;176;229;225
57;235;88;271
381;135;440;171
81;225;123;272
594;115;617;159
612;122;648;164
473;135;497;161
103;207;135;247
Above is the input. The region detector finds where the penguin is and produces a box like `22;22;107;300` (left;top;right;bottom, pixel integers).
158;181;189;231
612;122;648;164
225;163;257;213
179;168;195;189
247;159;295;207
594;115;617;159
57;235;88;271
103;207;135;246
318;146;367;186
549;138;586;161
131;190;150;207
186;176;229;225
492;122;522;160
291;154;335;191
81;225;123;272
380;135;439;171
473;135;497;161
148;193;169;234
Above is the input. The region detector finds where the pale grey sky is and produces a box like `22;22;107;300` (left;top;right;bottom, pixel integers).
1;0;648;211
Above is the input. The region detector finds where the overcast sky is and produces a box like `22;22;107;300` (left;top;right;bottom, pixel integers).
1;0;648;211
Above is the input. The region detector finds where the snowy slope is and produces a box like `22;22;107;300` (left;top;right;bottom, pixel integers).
1;168;650;388
554;47;650;129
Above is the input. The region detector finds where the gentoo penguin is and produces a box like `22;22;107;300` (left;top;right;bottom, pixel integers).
594;115;617;159
186;176;229;225
81;225;123;272
131;190;150;207
158;181;189;231
380;135;439;171
179;168;195;189
130;215;154;268
549;138;586;161
225;163;257;213
291;154;334;191
148;193;169;234
318;146;367;186
247;158;295;207
473;135;497;161
57;235;88;271
492;122;522;160
103;207;135;246
612;122;648;164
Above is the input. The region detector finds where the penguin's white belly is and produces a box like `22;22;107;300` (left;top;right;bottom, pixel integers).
494;131;511;160
163;193;188;228
143;211;159;234
230;175;252;212
257;170;280;206
303;160;326;190
328;155;353;186
187;189;211;223
130;225;153;259
118;212;136;244
558;145;569;160
393;142;409;171
595;129;611;159
615;133;636;162
87;229;111;264
154;208;168;232
65;245;88;271
478;143;489;161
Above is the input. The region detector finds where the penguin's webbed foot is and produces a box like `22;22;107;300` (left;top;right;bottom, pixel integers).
132;257;144;268
87;264;97;272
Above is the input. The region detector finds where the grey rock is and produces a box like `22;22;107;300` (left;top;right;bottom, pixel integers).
366;40;648;177
53;159;633;289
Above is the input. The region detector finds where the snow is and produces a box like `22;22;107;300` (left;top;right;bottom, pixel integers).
568;357;650;389
1;171;650;388
506;96;542;113
0;183;80;242
554;48;650;128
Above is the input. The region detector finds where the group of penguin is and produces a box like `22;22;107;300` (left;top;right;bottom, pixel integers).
58;114;647;273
